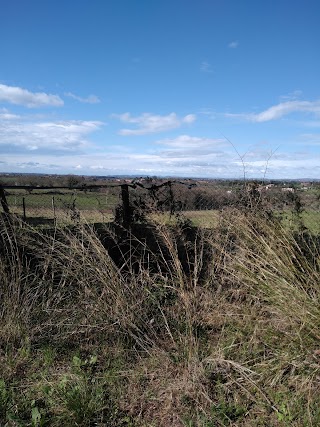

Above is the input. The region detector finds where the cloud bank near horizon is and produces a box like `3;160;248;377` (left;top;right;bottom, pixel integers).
0;81;319;179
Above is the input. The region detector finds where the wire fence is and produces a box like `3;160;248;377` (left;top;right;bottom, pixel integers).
1;185;121;225
1;180;320;233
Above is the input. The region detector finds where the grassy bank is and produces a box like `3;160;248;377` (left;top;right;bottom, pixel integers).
0;210;320;426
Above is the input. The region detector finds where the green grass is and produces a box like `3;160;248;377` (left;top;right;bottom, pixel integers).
279;210;320;234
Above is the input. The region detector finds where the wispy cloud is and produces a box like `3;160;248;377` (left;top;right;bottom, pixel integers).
112;112;196;135
228;41;239;48
280;90;303;101
299;133;320;145
226;100;320;122
65;92;101;104
155;135;227;159
200;61;213;73
0;84;63;108
14;161;61;170
157;135;224;147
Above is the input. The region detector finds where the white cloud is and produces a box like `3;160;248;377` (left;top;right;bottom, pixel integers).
252;100;320;122
200;61;213;73
156;135;225;149
155;135;228;160
183;114;196;124
2;137;320;179
15;161;61;170
0;108;20;120
226;100;320;123
0;84;63;108
65;92;101;104
0;115;103;153
237;156;320;171
228;41;239;48
112;112;196;135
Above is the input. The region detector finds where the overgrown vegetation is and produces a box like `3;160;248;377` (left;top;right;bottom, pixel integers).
1;198;320;425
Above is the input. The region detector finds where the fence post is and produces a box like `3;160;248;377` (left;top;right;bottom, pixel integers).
168;181;174;215
0;185;10;214
22;197;26;220
121;184;131;228
52;196;56;225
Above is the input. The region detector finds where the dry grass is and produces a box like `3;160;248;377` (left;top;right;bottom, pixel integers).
1;210;320;426
9;206;114;225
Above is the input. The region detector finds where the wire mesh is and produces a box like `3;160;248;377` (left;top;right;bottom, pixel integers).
4;187;121;224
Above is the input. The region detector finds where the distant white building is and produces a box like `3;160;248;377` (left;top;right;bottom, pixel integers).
282;187;294;193
257;183;275;192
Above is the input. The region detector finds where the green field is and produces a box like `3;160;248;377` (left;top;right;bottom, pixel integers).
153;208;320;235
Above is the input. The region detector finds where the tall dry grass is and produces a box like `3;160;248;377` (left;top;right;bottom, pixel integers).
0;210;320;426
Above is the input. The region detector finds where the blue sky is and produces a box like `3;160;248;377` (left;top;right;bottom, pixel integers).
1;0;320;179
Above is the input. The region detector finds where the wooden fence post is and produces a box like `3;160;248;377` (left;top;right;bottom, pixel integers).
22;197;26;220
168;181;174;215
52;196;56;225
121;184;131;228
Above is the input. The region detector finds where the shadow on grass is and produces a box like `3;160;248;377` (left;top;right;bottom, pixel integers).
25;217;56;226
